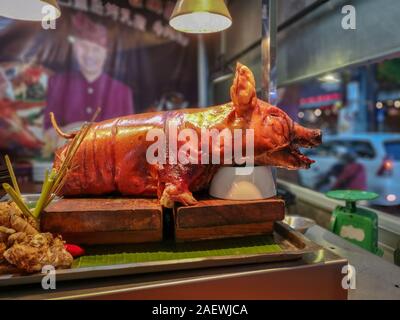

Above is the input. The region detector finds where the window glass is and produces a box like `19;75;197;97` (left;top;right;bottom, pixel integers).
385;141;400;161
331;141;376;159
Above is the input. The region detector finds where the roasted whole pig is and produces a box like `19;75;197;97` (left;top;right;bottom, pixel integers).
53;63;321;207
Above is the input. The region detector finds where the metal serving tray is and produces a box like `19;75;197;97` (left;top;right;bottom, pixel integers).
0;222;320;287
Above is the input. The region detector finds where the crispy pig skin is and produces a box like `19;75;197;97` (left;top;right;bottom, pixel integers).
54;63;321;207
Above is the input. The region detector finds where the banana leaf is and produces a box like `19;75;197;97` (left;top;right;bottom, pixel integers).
73;235;282;268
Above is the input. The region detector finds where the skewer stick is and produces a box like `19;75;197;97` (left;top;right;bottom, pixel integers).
46;123;93;208
50;112;76;139
40;110;100;213
90;107;101;122
4;155;21;197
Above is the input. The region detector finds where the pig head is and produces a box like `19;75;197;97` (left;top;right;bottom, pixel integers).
230;63;322;169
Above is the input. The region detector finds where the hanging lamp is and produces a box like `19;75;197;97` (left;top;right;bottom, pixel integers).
169;0;232;34
0;0;61;21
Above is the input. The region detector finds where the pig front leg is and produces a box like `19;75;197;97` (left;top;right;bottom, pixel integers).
157;164;198;208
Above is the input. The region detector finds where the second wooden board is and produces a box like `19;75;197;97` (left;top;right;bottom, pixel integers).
174;197;285;241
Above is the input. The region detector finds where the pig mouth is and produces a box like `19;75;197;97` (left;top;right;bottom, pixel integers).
287;146;315;169
254;127;322;169
286;131;322;169
286;127;322;168
254;138;320;169
254;146;315;170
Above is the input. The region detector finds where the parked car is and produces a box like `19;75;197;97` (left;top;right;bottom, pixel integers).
299;133;400;206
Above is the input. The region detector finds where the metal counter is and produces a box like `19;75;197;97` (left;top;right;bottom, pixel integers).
0;225;398;299
305;225;400;300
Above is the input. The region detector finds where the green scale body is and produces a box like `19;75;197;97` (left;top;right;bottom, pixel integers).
326;190;383;256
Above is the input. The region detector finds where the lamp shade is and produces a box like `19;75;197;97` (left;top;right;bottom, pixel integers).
0;0;61;21
169;0;232;34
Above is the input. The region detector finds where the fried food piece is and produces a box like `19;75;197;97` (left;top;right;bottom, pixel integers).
0;262;19;274
0;202;38;235
0;226;15;244
1;202;71;274
9;214;38;235
0;242;6;260
0;233;7;243
0;226;15;234
9;202;39;231
7;232;27;247
4;233;73;273
0;202;11;228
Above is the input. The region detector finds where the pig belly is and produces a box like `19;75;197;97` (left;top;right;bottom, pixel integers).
113;126;158;196
59;125;158;196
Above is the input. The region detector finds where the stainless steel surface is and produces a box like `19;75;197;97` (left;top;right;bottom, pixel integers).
278;179;400;262
214;0;400;91
0;246;347;300
261;0;277;104
305;225;400;299
262;0;278;184
0;222;318;288
284;215;316;234
3;215;397;299
1;193;60;210
277;0;400;86
197;34;208;106
211;0;261;104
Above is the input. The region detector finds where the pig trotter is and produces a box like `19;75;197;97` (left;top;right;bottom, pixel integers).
158;164;199;208
160;184;198;208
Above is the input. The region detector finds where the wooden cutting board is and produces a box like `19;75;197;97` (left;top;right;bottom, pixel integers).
174;197;285;242
41;198;163;245
41;197;285;244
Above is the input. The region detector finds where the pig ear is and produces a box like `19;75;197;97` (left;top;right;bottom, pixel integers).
230;62;257;117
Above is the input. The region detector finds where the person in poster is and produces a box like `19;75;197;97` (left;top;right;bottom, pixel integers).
44;12;134;153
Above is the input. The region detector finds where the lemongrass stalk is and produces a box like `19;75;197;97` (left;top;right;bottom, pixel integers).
43;169;49;186
35;170;56;218
33;169;57;218
46;173;67;207
32;168;49;218
2;183;33;219
4;155;21;197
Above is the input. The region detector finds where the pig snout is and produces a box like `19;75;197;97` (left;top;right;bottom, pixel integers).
292;123;322;148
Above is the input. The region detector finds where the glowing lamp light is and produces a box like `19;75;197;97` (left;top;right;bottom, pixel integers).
169;0;232;34
386;194;397;202
314;109;322;117
384;159;394;171
0;0;61;21
318;73;340;83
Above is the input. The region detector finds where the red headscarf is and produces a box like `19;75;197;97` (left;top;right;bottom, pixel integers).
71;12;108;47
